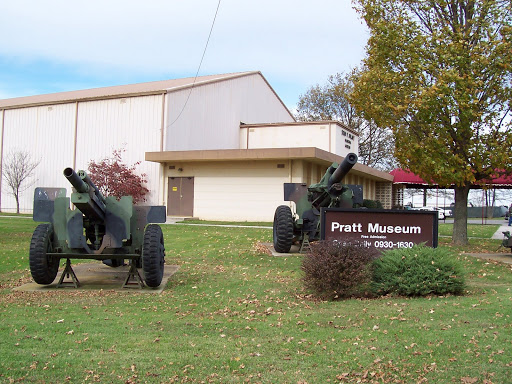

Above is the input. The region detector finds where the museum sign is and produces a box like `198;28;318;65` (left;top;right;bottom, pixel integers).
321;208;438;250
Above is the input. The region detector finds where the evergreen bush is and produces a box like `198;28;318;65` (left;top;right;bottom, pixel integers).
371;245;466;297
302;241;379;300
362;199;383;209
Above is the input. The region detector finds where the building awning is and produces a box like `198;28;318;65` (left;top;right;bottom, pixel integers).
390;169;431;186
390;168;512;189
146;147;394;182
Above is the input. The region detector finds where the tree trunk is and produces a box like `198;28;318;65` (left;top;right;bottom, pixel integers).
452;185;470;245
15;195;20;214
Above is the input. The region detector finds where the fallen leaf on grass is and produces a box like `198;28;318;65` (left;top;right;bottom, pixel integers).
461;378;478;384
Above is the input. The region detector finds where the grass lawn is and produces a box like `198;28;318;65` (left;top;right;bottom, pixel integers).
438;223;501;239
0;217;511;383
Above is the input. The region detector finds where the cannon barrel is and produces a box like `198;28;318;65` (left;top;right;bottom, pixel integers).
64;167;89;193
64;168;106;221
78;170;106;204
328;152;358;187
64;168;106;204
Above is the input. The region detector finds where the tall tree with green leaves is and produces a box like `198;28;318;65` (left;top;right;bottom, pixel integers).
296;72;396;170
351;0;512;244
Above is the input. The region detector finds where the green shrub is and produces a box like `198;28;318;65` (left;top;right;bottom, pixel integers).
371;245;466;297
362;199;383;209
302;241;380;300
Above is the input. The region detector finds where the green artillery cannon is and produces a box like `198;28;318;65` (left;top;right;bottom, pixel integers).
29;168;166;288
501;231;512;251
273;152;361;253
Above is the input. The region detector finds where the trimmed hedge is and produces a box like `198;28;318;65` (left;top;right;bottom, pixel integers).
302;242;466;300
371;245;466;296
362;199;383;209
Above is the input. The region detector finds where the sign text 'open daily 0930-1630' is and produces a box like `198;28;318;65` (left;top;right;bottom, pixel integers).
321;208;438;250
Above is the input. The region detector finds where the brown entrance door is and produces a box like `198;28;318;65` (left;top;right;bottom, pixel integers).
167;177;194;216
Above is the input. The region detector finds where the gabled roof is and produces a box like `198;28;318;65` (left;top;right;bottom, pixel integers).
0;71;262;109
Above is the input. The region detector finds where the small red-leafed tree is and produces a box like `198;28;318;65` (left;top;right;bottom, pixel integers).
88;148;149;204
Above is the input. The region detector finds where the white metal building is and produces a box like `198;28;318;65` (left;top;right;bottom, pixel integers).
0;71;393;220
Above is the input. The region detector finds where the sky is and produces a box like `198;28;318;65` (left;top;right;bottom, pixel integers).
0;0;368;109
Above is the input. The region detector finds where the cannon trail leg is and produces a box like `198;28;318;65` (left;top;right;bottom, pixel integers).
123;260;145;289
57;259;80;288
299;233;312;254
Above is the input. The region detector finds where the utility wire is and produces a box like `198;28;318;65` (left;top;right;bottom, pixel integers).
167;0;222;127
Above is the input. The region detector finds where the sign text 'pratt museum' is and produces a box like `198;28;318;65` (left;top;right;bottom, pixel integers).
321;208;438;250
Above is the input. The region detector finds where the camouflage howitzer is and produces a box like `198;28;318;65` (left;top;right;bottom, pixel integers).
29;168;166;288
273;153;361;253
501;231;512;251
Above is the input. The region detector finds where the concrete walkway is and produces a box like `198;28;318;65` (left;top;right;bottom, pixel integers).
465;252;512;265
492;224;512;239
14;263;179;293
163;217;272;229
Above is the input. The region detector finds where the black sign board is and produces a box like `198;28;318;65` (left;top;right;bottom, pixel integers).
321;208;438;250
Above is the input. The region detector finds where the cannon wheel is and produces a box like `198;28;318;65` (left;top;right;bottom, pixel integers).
142;224;165;287
29;223;60;284
273;205;294;253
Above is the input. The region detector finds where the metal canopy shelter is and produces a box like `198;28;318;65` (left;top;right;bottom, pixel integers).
390;169;512;208
390;168;512;189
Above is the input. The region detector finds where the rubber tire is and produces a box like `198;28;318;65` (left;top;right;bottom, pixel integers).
141;224;165;287
29;223;59;284
273;205;294;253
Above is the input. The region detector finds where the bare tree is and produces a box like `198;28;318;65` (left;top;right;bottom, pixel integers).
295;71;396;170
2;150;39;213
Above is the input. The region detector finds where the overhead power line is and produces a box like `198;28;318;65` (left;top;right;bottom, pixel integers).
168;0;222;127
